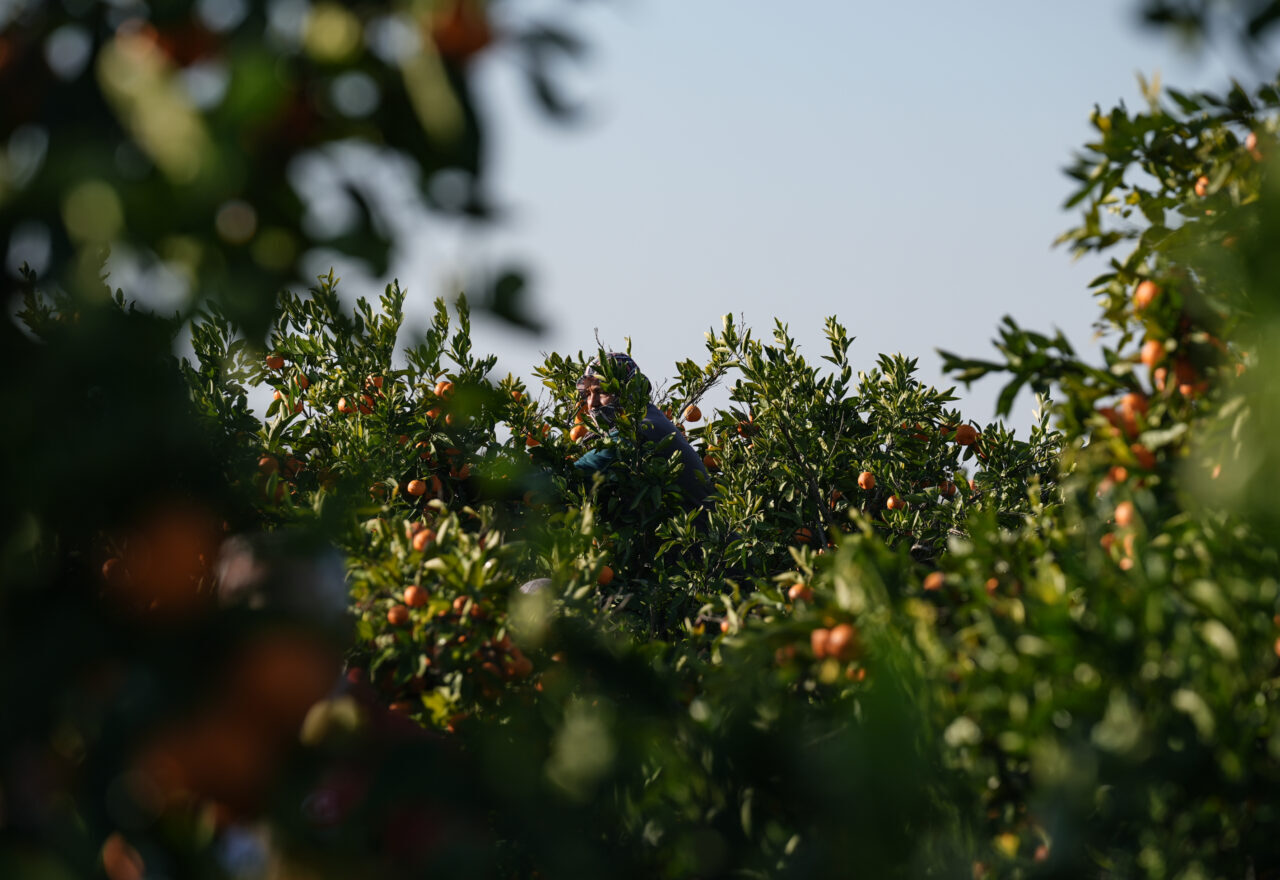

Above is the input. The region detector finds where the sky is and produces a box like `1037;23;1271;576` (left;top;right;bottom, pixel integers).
342;1;1253;433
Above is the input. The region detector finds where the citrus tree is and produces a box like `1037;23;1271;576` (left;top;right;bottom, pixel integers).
7;30;1280;880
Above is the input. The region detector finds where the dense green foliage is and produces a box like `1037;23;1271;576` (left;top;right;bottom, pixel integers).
5;5;1280;878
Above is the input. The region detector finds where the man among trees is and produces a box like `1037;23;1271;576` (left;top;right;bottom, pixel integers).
573;352;713;512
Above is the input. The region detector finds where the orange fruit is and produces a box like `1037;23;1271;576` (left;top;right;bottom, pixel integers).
434;380;455;399
570;424;589;442
857;471;876;490
1114;500;1135;528
406;479;428;497
412;529;436;552
954;424;979;446
337;397;353;414
984;577;999;594
511;390;523;402
719;619;730;634
1133;280;1160;310
1140;339;1165;368
404;585;428;607
387;605;409;626
793;526;813;544
810;627;830;659
367;375;383;390
597;564;615;586
683;404;702;422
101;557;125;584
923;571;944;591
429;0;494;62
702;454;719;471
1247;131;1263;160
1131;444;1156;470
787;582;813;602
1119;391;1147;413
886;495;905;511
826;623;858;661
1194;175;1209;197
258;455;279;475
939;480;956;498
1116;393;1147;436
1100;533;1115;552
358;394;374;415
101;832;145;880
1153;366;1169;392
296;373;310;390
265;354;285;370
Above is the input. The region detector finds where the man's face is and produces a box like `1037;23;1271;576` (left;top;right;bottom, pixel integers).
578;376;617;422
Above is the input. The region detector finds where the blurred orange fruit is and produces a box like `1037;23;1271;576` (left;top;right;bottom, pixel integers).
1114;500;1135;528
826;623;858;661
1133;280;1159;310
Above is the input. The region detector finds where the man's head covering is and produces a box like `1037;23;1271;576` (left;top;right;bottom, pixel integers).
576;352;650;398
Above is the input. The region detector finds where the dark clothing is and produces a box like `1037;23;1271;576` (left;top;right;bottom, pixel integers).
574;403;712;510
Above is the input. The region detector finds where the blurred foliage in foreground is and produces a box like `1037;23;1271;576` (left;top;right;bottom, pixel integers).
5;69;1280;880
1;0;581;335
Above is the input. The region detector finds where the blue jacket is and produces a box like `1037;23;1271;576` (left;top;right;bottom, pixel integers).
574;403;712;510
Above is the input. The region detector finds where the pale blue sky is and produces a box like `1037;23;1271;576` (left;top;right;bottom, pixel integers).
380;1;1249;431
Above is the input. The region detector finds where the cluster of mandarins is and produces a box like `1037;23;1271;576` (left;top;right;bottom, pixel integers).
349;517;539;716
1091;270;1249;570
